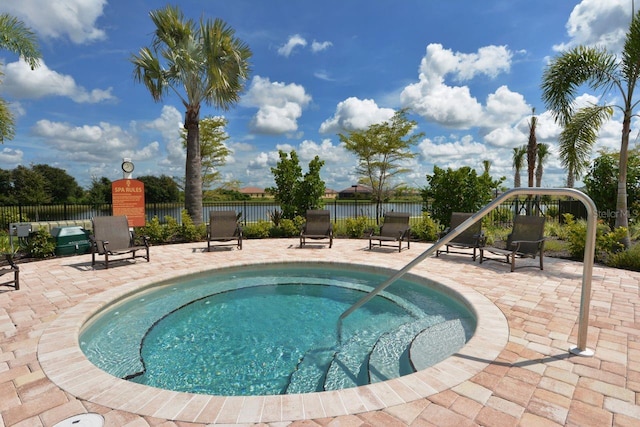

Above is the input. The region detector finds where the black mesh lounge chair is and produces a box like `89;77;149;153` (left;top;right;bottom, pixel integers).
368;212;411;252
90;215;150;269
480;215;546;272
0;254;19;290
436;212;485;261
207;210;242;251
300;209;333;248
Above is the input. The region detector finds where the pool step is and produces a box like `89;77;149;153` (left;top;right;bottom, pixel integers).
408;319;470;371
323;337;372;391
367;318;439;383
285;348;336;394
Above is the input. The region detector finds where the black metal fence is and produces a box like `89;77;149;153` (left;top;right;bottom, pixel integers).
0;197;587;230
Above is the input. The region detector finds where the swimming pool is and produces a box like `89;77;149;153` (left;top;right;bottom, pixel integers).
79;264;476;396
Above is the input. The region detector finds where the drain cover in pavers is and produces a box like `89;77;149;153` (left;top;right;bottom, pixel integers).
53;413;104;427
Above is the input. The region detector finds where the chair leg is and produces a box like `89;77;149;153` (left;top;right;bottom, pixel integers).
510;254;515;272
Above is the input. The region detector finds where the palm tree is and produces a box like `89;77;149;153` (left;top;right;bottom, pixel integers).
0;13;41;143
526;109;538;188
541;11;640;247
535;143;550;187
131;5;251;225
512;145;526;188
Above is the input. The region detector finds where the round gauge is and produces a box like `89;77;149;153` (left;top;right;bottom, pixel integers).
122;161;134;173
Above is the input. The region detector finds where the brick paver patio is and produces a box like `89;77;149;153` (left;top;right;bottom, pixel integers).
1;238;639;426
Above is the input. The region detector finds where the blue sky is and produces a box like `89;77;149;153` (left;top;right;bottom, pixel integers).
0;0;635;192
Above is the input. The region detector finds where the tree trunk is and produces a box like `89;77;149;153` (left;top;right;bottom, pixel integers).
184;105;203;225
615;110;631;248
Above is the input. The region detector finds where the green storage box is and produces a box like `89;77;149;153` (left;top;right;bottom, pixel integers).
51;226;91;256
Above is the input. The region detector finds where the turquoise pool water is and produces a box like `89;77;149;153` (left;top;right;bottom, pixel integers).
80;263;475;396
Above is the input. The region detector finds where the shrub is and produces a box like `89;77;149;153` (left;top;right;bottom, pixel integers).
343;216;370;238
142;216;165;244
180;209;206;242
243;220;272;238
275;217;303;237
563;214;625;261
411;212;438;241
606;243;640;271
26;228;56;258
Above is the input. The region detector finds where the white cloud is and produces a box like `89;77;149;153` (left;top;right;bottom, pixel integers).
484;86;531;127
143;105;183;141
243;76;312;135
2;0;107;44
419;135;488;162
311;40;333;53
553;0;630;53
0;147;23;165
277;34;307;57
319;97;395;134
1;59;114;103
298;138;347;162
401;43;513;129
30;119;158;163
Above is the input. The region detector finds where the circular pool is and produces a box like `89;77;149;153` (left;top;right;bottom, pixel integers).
79;264;476;396
38;257;508;424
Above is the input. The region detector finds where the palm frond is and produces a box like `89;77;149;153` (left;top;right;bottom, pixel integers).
559;105;614;178
0;13;41;69
541;46;619;125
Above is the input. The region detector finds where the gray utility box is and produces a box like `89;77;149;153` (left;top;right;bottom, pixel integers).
51;226;91;256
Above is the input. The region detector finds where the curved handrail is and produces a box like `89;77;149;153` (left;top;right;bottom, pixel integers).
337;187;597;356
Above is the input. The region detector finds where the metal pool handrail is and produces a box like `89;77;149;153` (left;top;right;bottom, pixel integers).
337;187;597;356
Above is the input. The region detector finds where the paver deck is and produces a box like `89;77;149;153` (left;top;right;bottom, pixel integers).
1;238;639;426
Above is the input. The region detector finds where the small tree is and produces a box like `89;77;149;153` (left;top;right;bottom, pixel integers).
266;150;325;219
512;145;526;188
584;148;640;228
422;165;495;227
138;175;181;203
181;116;231;190
340;109;423;223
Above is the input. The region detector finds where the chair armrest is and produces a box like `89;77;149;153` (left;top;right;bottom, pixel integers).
509;237;546;252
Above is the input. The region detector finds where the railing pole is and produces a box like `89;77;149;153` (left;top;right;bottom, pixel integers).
337;188;597;357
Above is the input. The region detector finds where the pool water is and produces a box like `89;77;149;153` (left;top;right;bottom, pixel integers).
80;264;475;396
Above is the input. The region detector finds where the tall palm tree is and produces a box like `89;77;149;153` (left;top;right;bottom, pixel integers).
0;13;41;143
131;5;251;224
541;10;640;247
512;145;526;188
526;109;538;188
535;143;550;187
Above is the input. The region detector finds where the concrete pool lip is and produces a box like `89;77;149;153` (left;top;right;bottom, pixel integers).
37;259;508;424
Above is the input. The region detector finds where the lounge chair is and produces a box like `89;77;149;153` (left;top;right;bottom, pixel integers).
300;209;333;248
207;210;242;251
479;215;546;272
0;254;19;290
368;212;411;252
436;212;485;261
90;215;150;269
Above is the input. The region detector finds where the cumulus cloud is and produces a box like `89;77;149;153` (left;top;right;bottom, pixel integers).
143;105;183;141
30;119;158;163
2;0;107;44
319;97;395;134
1;59;114;103
419;135;488;162
401;43;514;129
553;0;630;53
277;34;307;57
243;76;312;135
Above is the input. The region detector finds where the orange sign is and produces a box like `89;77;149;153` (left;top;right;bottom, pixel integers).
112;179;146;227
